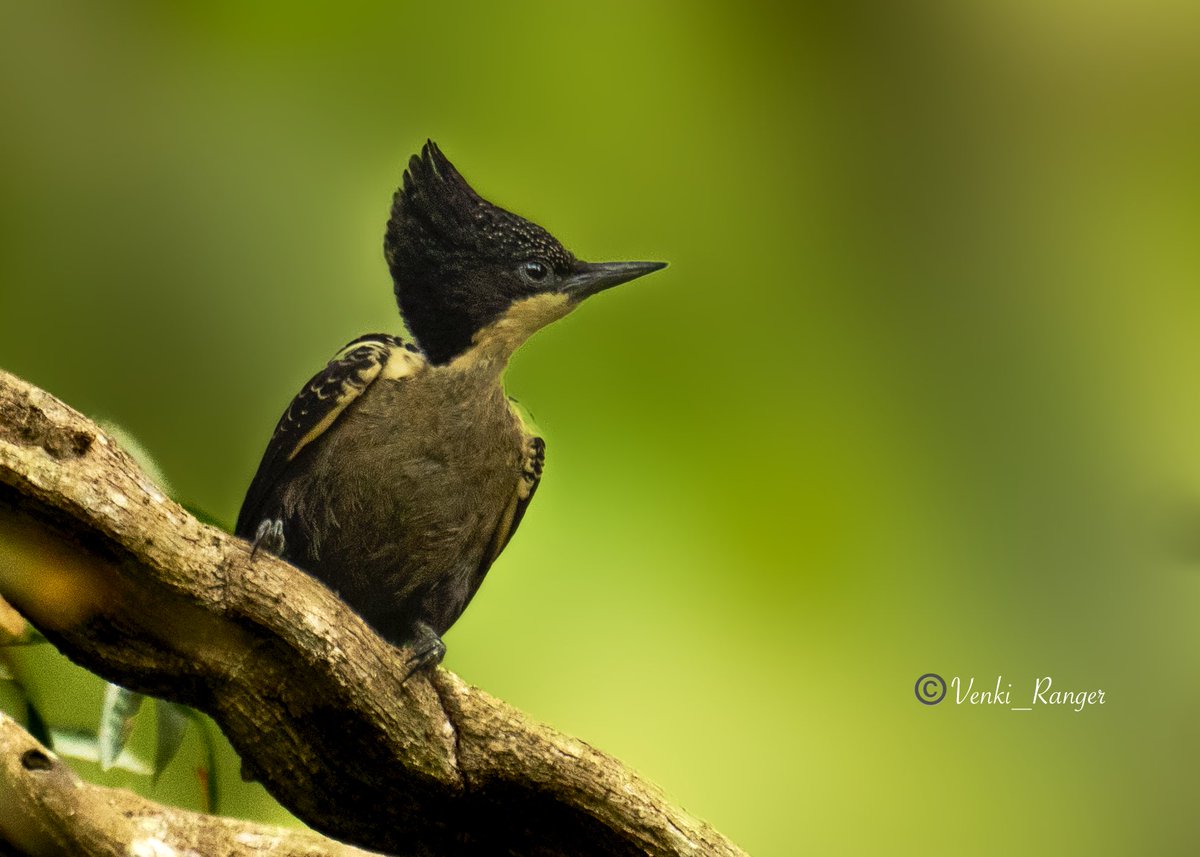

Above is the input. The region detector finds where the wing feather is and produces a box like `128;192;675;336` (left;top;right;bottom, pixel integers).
481;436;545;568
236;334;420;539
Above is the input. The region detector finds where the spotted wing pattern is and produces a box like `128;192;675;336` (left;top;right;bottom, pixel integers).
236;333;420;540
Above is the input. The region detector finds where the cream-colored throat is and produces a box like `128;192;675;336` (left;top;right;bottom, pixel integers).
449;292;572;373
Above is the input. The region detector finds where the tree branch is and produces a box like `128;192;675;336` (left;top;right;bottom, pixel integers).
0;712;383;857
0;369;744;857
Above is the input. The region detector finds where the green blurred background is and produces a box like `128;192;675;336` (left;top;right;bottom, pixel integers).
3;1;1200;853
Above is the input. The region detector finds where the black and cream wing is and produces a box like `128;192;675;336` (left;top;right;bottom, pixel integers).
509;435;545;550
235;334;420;541
480;435;545;570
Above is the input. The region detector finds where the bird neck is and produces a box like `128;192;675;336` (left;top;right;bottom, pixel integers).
446;293;572;379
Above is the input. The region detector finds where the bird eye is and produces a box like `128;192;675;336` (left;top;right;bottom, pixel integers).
521;260;548;282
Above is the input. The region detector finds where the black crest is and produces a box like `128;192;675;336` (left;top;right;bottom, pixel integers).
383;141;576;363
385;141;572;274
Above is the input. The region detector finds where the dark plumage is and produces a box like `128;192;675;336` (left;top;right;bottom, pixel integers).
237;141;665;677
385;143;578;365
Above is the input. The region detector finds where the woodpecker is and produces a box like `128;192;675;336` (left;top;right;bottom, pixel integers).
236;141;664;678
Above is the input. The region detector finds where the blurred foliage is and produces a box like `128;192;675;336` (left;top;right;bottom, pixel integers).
3;1;1200;854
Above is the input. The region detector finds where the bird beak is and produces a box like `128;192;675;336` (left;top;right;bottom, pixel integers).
560;260;667;301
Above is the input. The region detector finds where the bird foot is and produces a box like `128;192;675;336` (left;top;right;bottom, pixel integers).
251;518;285;558
399;623;446;684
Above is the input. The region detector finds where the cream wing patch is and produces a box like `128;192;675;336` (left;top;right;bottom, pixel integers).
236;333;426;540
285;337;422;462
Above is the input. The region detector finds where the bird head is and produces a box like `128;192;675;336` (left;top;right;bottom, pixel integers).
384;141;665;366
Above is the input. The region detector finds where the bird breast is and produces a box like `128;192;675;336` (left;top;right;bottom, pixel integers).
291;366;526;577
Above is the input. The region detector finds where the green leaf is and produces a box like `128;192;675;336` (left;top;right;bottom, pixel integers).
153;700;191;784
98;683;144;770
50;728;153;775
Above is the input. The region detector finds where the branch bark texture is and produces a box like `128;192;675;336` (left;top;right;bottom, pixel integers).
0;713;383;857
0;369;745;857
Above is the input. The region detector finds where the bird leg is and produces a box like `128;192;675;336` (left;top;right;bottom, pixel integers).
399;621;446;683
251;518;286;558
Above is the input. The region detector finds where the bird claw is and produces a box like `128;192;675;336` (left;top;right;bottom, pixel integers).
251;518;286;558
399;623;446;684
